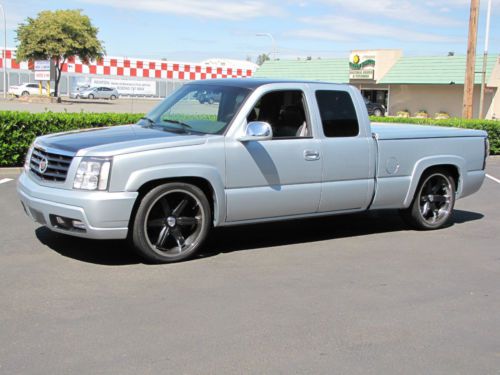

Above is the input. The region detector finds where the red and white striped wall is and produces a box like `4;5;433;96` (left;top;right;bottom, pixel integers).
0;49;256;80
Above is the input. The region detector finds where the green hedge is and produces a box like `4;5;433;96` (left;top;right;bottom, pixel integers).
370;116;499;155
0;111;143;167
1;111;498;167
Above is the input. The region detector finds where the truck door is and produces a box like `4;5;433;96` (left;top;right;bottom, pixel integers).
313;87;376;212
225;87;322;222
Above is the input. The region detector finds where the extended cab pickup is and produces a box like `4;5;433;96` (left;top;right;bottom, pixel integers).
17;79;489;263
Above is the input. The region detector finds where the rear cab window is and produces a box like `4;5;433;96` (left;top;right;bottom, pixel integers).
315;90;359;137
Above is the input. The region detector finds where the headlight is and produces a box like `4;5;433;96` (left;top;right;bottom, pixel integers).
73;157;112;191
24;143;35;172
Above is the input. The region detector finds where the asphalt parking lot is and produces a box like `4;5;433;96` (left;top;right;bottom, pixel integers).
1;160;499;374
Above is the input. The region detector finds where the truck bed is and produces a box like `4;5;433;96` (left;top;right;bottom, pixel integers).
369;122;486;210
371;123;485;140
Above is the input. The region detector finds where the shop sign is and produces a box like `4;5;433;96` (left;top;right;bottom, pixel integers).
34;71;51;81
34;60;55;81
90;77;157;95
34;60;51;71
349;53;375;80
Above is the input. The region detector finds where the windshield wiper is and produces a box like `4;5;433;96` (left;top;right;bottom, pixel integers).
162;118;192;132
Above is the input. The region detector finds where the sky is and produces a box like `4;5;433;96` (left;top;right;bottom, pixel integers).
1;0;499;63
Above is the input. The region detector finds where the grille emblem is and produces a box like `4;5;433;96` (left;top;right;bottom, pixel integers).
39;157;49;174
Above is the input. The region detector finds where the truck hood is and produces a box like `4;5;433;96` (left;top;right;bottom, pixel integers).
36;124;211;157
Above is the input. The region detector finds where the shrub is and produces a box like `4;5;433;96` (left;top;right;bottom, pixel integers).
414;110;429;118
370;116;500;154
1;111;498;168
0;111;143;167
396;110;410;118
434;112;450;120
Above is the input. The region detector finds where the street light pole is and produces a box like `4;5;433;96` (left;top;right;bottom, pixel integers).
0;4;6;99
479;0;492;119
256;33;277;60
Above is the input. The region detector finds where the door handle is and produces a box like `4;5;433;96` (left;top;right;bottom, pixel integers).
304;150;320;161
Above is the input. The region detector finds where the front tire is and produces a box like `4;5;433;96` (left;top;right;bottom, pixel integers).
373;108;383;117
132;183;211;263
401;169;455;230
88;94;95;99
21;91;30;97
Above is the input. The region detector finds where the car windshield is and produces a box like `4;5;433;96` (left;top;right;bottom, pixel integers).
138;83;251;135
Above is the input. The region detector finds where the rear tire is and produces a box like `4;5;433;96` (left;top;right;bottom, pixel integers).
400;169;455;230
132;183;211;263
373;108;383;117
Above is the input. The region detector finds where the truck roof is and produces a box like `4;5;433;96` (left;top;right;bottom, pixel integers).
186;78;348;90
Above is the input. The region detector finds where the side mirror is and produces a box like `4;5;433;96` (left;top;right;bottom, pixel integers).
238;121;273;142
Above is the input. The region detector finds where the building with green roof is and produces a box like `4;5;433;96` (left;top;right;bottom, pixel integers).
253;58;349;83
254;50;500;119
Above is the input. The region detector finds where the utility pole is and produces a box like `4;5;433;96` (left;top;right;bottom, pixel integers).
463;0;480;119
479;0;492;119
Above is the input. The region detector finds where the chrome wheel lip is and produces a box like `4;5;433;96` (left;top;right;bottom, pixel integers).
417;173;453;226
143;189;205;258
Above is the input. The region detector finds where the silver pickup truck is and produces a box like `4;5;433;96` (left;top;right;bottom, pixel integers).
18;79;489;263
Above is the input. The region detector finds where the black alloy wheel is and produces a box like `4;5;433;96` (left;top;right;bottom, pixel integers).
401;170;455;230
132;183;211;263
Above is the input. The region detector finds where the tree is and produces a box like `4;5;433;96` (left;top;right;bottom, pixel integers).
16;9;104;97
256;53;270;66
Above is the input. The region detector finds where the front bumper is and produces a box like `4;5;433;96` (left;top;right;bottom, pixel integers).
17;172;138;240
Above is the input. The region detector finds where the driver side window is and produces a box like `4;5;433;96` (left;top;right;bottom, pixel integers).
247;90;310;138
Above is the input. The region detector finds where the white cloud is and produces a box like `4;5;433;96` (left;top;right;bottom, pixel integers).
318;0;461;26
289;15;464;43
80;0;282;20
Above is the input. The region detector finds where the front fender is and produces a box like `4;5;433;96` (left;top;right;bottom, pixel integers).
124;164;226;226
403;155;465;207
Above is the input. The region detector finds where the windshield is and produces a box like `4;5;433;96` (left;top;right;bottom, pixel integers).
138;83;251;135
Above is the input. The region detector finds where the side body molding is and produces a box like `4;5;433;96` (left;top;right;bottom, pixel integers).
124;164;226;226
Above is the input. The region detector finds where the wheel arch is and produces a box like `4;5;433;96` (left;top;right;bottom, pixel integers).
125;165;226;227
403;156;464;207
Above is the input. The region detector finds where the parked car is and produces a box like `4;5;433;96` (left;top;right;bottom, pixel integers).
18;79;488;263
195;90;221;104
364;97;385;117
76;86;119;100
9;83;54;97
69;84;91;99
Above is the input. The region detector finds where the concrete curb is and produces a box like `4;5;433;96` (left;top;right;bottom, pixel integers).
0;167;23;176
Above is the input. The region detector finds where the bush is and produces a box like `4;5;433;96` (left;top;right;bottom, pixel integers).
0;111;143;167
1;111;498;168
370;116;499;155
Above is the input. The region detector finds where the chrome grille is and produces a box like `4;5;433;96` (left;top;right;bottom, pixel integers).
30;147;73;182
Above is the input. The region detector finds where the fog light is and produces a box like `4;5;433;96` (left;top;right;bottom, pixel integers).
72;220;86;230
56;216;66;225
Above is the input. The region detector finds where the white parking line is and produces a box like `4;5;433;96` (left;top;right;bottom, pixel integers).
0;178;13;185
486;174;500;185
